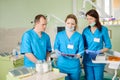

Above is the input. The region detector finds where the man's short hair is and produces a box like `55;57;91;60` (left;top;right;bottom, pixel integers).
34;14;46;23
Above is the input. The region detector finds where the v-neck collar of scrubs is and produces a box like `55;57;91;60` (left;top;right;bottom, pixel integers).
32;29;43;39
64;31;76;41
88;27;99;36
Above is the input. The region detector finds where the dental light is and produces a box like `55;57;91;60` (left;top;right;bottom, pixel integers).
51;15;64;24
79;0;112;18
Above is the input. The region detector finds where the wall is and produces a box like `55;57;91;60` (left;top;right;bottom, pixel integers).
107;26;120;51
0;27;29;52
0;0;120;52
0;0;73;52
0;0;73;28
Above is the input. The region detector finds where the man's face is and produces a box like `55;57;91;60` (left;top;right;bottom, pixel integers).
36;17;47;32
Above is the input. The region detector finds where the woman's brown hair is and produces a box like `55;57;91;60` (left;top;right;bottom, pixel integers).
86;9;102;31
65;14;78;31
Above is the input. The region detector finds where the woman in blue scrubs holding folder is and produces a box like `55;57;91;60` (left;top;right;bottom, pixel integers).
82;9;112;80
54;14;84;80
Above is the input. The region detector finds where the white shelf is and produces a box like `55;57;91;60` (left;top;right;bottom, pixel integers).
103;24;120;26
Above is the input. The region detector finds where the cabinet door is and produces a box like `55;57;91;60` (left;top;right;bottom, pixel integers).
0;56;13;80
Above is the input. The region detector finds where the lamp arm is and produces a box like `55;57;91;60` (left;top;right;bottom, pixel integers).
82;0;112;18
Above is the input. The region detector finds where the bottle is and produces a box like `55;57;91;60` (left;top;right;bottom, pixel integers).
48;57;52;71
16;42;20;55
36;60;43;74
42;60;49;73
12;48;18;59
12;49;16;56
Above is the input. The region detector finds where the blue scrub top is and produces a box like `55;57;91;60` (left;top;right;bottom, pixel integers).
82;26;112;66
20;29;52;67
54;31;84;70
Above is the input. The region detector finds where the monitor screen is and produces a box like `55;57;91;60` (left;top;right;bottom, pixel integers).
57;26;65;33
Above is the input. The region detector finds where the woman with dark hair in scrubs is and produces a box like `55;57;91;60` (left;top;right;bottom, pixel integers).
54;14;84;80
82;9;112;80
20;14;52;68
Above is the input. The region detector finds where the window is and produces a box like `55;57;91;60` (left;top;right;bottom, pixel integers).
96;0;112;18
104;0;111;16
104;0;120;18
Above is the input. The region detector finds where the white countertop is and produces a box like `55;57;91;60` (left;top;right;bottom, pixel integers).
22;71;67;80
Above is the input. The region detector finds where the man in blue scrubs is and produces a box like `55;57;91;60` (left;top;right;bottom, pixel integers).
20;14;52;68
54;14;84;80
82;9;112;80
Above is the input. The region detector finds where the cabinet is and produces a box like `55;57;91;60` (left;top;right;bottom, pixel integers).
0;56;13;80
0;54;24;80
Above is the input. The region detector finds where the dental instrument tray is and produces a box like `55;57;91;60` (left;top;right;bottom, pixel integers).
107;56;120;61
8;67;35;78
92;51;120;63
92;55;120;64
0;52;11;57
92;51;120;80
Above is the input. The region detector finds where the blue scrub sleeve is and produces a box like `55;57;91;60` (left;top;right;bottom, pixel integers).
20;33;32;54
46;36;52;52
77;35;84;56
54;34;60;50
102;27;112;49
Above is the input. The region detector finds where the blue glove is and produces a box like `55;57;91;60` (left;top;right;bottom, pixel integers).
95;50;102;55
85;50;96;54
85;50;102;60
54;49;61;57
85;50;102;55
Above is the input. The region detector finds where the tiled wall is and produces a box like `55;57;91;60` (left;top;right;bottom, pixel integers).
0;28;29;52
